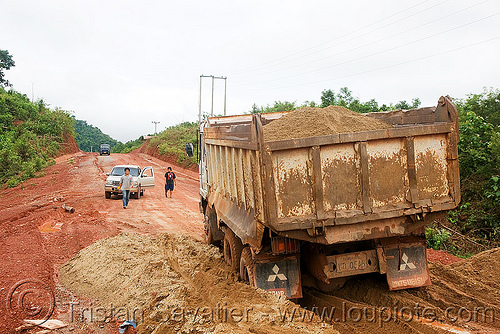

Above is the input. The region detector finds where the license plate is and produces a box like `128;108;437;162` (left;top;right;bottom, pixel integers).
336;253;367;273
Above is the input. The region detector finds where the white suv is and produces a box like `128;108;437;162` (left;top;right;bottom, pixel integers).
104;165;155;199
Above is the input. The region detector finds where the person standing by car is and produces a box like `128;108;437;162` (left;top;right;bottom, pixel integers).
120;167;133;208
164;166;176;198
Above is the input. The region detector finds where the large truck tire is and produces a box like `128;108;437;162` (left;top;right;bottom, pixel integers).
204;207;223;246
223;229;243;273
105;191;111;199
240;247;255;285
205;217;217;245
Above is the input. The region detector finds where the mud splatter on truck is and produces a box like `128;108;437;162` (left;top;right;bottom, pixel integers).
197;96;460;298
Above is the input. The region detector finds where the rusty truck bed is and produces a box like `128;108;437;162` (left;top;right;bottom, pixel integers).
201;96;459;250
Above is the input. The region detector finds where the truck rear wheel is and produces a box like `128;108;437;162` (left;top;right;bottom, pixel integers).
105;191;111;199
204;216;217;245
223;229;243;273
240;247;255;285
204;207;223;246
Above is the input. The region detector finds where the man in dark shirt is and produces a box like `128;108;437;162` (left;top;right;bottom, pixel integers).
164;166;176;198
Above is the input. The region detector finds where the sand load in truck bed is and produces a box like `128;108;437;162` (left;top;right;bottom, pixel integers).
263;105;393;141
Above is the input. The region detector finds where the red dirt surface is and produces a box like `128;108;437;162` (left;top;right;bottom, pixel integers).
0;151;203;333
58;133;81;156
427;248;462;265
1;149;499;334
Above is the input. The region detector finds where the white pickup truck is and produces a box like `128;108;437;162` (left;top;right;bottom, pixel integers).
104;165;155;199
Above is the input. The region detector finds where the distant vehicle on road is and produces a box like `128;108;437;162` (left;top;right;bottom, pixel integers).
99;144;111;155
104;165;155;199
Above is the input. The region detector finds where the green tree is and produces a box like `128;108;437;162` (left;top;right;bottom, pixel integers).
320;89;337;107
450;94;500;245
259;101;297;113
458;88;500;126
336;87;354;107
250;103;262;114
73;118;120;152
300;100;317;108
412;98;422;109
394;98;421;110
148;122;198;168
0;50;15;87
394;100;410;109
0;87;74;187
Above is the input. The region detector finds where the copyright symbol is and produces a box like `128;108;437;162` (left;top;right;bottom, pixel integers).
6;279;55;325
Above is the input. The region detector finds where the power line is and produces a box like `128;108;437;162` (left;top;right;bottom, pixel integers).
235;0;488;80
232;36;500;92
230;0;444;75
233;10;500;87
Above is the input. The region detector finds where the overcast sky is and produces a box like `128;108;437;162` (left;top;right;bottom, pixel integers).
1;0;499;142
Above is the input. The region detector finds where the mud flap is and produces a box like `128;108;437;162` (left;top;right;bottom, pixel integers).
385;243;431;290
254;254;302;299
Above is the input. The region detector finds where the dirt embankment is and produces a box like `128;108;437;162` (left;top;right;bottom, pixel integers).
58;132;81;156
263;106;392;141
136;140;198;173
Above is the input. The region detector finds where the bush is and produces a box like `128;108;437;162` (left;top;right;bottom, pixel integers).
426;225;451;250
0;87;74;187
444;91;500;250
148;122;198;168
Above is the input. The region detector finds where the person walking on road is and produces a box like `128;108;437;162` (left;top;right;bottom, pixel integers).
120;167;133;209
164;166;176;198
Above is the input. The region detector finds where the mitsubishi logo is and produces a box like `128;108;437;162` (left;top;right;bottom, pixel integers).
400;253;416;271
267;264;287;281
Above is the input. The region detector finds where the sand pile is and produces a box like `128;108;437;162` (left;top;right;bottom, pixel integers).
59;233;335;334
263;106;392;141
315;247;500;332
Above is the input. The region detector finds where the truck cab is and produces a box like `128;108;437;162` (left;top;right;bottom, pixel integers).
99;144;111;155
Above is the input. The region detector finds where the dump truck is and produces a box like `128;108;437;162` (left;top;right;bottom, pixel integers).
196;96;460;298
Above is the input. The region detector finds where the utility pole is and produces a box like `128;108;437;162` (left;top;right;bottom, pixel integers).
151;121;160;136
198;75;227;123
223;76;227;116
199;75;203;124
211;76;215;117
31;82;37;103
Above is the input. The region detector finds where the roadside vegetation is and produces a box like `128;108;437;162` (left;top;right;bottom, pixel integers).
112;137;143;153
147;122;198;168
0;50;75;187
250;86;421;114
0;87;74;187
73;118;120;152
441;88;500;255
74;119;145;153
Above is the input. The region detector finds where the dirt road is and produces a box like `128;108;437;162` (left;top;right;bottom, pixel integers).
1;151;499;334
92;152;204;239
0;151;204;333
